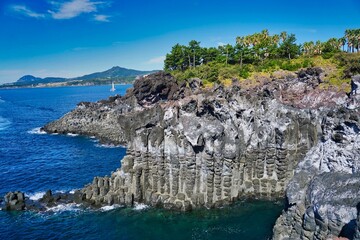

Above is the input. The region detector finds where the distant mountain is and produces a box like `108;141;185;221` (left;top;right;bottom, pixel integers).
17;75;66;84
73;66;156;81
9;67;159;88
17;75;42;83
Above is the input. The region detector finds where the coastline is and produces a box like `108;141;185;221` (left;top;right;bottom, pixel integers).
0;82;132;90
2;71;360;239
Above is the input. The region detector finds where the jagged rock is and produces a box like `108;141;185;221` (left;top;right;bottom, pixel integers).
273;106;360;240
3;191;26;210
38;70;360;239
351;75;360;96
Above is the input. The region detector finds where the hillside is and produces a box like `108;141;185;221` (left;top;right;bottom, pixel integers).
165;29;360;92
73;66;155;81
1;66;159;88
16;75;67;85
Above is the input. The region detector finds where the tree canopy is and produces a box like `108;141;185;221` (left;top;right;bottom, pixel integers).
164;29;360;85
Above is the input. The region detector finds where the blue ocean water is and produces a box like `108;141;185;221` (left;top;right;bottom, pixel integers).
0;85;282;240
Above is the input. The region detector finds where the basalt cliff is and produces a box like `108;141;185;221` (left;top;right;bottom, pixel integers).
4;70;360;239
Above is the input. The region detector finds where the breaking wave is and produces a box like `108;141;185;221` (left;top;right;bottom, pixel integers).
95;143;122;148
66;133;79;137
28;191;46;201
133;203;149;211
100;204;123;212
27;127;47;135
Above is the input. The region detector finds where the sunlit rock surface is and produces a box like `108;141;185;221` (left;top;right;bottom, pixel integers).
43;71;360;239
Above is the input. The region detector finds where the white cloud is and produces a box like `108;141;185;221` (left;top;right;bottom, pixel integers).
94;14;110;22
11;5;45;19
217;42;225;46
9;1;111;21
147;56;166;64
49;0;101;19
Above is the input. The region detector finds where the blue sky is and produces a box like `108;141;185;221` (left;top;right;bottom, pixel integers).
0;0;359;83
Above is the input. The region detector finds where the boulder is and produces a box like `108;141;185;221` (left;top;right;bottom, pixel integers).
3;191;26;211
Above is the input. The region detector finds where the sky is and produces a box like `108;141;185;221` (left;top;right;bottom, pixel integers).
0;0;359;83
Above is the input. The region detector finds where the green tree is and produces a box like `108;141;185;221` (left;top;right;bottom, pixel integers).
217;44;236;65
278;34;299;59
164;44;187;71
202;47;220;64
188;40;202;67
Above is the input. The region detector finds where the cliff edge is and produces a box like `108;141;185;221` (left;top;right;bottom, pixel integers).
39;71;360;239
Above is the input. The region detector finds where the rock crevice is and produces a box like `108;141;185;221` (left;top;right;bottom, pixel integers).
38;71;360;238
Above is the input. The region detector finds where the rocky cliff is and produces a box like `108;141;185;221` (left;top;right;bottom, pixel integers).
41;71;360;239
273;75;360;240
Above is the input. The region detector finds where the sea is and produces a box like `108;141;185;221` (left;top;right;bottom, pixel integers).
0;85;283;240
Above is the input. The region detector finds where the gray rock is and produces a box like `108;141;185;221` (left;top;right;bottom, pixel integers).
38;71;360;239
3;191;26;211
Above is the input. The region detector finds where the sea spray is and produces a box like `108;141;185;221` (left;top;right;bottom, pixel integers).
27;127;47;135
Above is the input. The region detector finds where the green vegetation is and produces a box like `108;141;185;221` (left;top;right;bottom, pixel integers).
164;29;360;89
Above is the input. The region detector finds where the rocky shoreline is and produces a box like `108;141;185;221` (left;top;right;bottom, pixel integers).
2;71;360;239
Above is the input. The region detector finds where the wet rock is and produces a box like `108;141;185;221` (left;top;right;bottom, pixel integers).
3;191;26;211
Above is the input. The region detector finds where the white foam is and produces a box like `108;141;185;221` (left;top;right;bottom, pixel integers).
95;143;121;148
54;190;66;194
46;203;81;213
133;203;149;211
67;133;79;137
27;127;46;135
28;191;46;201
0;116;11;131
100;204;122;212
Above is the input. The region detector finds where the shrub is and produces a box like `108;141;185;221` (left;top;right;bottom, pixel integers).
334;52;360;77
281;61;302;71
301;58;314;68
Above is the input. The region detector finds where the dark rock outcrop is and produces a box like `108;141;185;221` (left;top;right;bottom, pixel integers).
1;190;88;211
273;76;360;240
3;191;26;210
9;71;360;239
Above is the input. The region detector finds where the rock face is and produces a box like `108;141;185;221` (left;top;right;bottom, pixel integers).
41;71;360;238
273;76;360;240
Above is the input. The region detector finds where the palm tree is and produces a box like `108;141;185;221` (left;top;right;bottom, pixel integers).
356;29;360;52
327;38;338;49
261;29;270;40
339;37;346;52
280;31;287;43
345;29;355;53
314;40;322;55
272;34;280;46
302;42;310;55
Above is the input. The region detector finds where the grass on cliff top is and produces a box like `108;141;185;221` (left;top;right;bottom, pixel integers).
170;53;360;92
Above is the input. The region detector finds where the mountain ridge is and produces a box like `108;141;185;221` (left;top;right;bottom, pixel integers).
0;66;159;88
72;66;155;81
